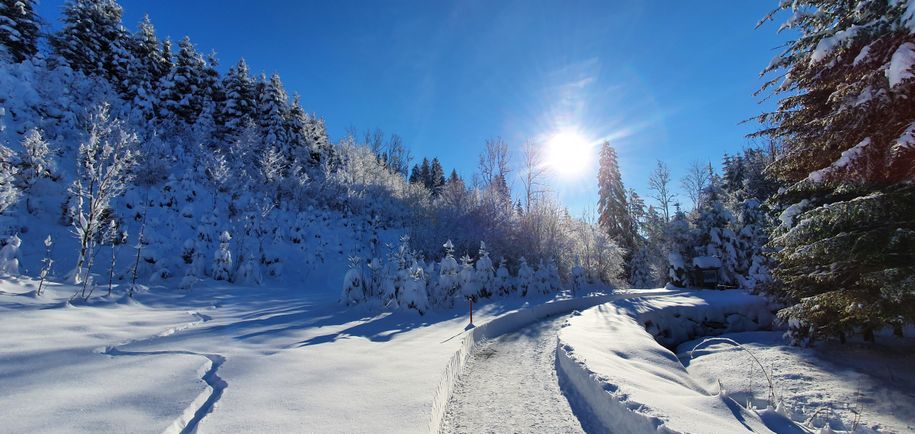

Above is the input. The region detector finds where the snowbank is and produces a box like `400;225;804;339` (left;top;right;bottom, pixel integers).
428;288;680;433
679;331;915;433
556;291;793;433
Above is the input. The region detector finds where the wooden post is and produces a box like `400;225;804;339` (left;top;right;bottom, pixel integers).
469;298;473;325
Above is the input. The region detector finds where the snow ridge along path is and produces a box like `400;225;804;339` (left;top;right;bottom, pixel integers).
429;289;682;433
441;314;587;433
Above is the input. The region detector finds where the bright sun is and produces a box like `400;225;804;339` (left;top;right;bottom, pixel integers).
545;129;592;179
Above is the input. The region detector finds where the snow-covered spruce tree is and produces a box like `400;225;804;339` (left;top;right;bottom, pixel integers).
0;0;41;63
665;208;692;287
495;257;512;296
628;245;655;288
598;141;636;258
68;104;138;289
220;58;256;139
693;179;740;286
51;0;133;85
400;259;429;314
157;36;206;124
434;239;460;306
516;256;533;296
571;256;586;293
258;73;289;157
757;0;915;342
126;15;170;119
212;230;232;281
429;158;446;196
474;241;494;298
533;258;550;294
458;253;477;301
734;198;772;290
341;256;366;305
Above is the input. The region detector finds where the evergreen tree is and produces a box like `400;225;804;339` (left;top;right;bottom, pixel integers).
158;36;206;124
0;0;41;62
258;72;290;159
52;0;132;85
221;58;256;138
429;158;446;195
665;209;692;287
693;179;739;286
126;15;168;119
597;141;635;257
757;0;915;342
408;164;421;184
304;114;332;168
285;94;311;167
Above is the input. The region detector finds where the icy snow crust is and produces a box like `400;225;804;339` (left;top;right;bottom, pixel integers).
556;291;795;434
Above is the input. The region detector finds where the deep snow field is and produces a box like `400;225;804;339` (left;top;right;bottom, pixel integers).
2;278;913;434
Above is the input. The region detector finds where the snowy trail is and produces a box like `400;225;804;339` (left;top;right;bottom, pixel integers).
441;314;589;433
97;310;227;434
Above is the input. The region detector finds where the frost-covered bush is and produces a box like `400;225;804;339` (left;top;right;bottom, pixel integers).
341;256;366;305
516;257;533;296
495;258;512;296
212;230;232;281
0;233;21;275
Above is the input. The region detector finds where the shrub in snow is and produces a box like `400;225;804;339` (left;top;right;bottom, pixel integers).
495;257;512;296
235;252;263;286
474;242;494;298
516;256;533;296
533;259;551;294
546;258;561;292
668;252;688;288
341;256;366;305
37;235;53;295
458;254;478;301
0;233;21;275
571;257;586;293
399;259;429;314
212;230;232;281
433;239;460;306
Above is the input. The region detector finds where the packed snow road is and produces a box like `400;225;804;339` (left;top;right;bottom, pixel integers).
441;314;588;433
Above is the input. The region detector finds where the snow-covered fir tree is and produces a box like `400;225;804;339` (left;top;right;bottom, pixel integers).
692;179;739;286
474;241;494;298
51;0;133;86
212;230;232;281
597;141;635;258
157;36;206;124
758;0;915;342
0;0;41;63
220;58;256;138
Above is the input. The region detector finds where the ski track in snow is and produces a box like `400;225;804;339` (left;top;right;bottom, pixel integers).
441;314;587;434
97;310;226;434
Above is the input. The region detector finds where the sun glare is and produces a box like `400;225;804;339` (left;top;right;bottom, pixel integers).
545;129;593;179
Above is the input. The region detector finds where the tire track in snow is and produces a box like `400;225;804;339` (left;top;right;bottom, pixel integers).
96;310;227;434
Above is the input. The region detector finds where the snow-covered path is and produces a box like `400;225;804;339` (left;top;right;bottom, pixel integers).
441;314;587;433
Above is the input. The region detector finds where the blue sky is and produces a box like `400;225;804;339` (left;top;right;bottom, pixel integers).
38;0;787;216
